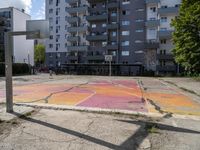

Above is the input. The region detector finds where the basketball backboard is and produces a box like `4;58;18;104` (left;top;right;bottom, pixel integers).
26;20;49;39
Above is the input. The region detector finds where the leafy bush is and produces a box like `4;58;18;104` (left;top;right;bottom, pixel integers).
0;63;30;76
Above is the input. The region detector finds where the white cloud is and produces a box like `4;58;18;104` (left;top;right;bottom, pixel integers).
33;1;45;19
0;0;32;14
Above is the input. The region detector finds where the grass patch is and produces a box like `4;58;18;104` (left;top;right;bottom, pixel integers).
193;77;200;82
145;123;160;134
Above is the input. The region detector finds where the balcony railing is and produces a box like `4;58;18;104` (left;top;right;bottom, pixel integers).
145;40;159;49
67;45;89;51
107;23;119;30
86;35;108;41
67;36;80;42
157;65;176;72
86;55;105;60
158;7;179;15
158;30;173;39
157;54;174;60
66;6;88;14
86;14;107;21
145;0;160;4
107;1;120;8
67;26;88;33
66;17;79;23
145;20;160;28
65;0;79;4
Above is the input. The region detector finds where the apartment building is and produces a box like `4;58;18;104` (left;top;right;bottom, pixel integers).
145;0;181;74
45;0;181;75
0;7;34;65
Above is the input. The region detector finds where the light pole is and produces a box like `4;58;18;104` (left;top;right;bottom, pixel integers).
4;20;49;113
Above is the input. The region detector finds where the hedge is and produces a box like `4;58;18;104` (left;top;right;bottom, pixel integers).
0;63;30;76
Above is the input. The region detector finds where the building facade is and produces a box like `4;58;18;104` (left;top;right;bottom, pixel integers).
0;7;34;66
45;0;181;75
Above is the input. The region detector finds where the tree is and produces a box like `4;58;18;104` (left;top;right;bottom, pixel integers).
34;44;45;66
171;0;200;73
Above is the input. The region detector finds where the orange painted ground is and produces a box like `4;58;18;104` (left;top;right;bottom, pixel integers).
0;79;200;116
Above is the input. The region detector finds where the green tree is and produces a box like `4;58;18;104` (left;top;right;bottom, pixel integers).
34;44;45;66
171;0;200;73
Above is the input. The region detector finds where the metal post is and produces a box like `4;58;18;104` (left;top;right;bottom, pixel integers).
5;32;13;113
109;60;112;76
4;31;40;113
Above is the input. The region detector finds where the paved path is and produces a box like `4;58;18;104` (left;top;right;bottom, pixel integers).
1;109;200;150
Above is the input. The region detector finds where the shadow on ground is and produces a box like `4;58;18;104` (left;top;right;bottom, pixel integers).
12;112;200;150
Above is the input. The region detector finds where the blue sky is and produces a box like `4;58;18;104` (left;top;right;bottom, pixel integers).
30;0;45;19
0;0;45;20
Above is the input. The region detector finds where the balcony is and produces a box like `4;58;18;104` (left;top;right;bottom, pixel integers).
157;54;174;60
66;6;88;14
145;20;160;28
158;30;173;39
66;17;79;23
86;35;108;41
157;65;176;72
68;56;78;60
67;36;80;42
86;14;107;22
107;44;118;50
107;1;120;8
145;41;159;49
86;55;105;60
67;26;88;33
107;23;119;30
65;0;79;4
67;45;89;52
158;7;179;15
145;0;160;4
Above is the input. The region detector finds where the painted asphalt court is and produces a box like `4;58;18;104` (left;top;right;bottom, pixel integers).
0;79;200;116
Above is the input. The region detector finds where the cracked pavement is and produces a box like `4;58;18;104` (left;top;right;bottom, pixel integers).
1;108;200;150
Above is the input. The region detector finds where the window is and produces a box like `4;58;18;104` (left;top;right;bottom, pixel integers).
122;41;129;46
122;0;130;5
150;7;156;12
111;31;117;37
135;29;143;33
49;0;53;5
49;53;53;57
160;39;166;44
135;19;144;22
122;21;130;26
49;35;53;39
136;8;144;12
49;26;53;31
160;49;166;54
122;51;129;56
135;40;143;43
102;42;107;47
102;23;106;28
49;9;53;14
135;50;144;54
161;17;167;23
57;53;60;58
92;4;96;8
122;31;130;36
49;44;53;48
56;8;60;15
111;11;117;17
122;10;130;15
160;28;167;31
49;17;53;24
91;24;96;28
